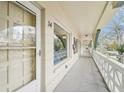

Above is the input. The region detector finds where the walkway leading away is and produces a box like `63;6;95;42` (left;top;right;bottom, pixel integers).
54;51;109;92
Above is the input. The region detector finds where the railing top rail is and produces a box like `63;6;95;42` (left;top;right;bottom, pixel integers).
93;50;124;74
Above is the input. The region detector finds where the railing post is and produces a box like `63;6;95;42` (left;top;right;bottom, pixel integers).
120;74;124;91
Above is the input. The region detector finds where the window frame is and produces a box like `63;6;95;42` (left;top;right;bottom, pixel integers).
53;19;71;68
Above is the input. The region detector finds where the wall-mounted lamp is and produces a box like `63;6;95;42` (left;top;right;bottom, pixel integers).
48;21;52;27
85;34;88;37
62;35;67;39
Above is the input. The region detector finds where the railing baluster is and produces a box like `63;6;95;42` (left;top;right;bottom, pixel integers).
120;74;124;91
92;50;124;92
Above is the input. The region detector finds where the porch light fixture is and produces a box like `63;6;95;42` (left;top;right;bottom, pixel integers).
85;34;88;37
48;21;52;27
62;35;67;39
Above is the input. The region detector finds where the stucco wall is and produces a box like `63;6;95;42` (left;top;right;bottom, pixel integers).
37;2;81;91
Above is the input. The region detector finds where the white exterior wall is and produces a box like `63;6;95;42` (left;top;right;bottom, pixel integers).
38;2;80;91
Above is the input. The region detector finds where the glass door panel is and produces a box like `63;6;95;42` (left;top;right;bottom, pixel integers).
0;1;36;92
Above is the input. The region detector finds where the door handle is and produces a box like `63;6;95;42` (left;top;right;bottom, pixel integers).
38;50;41;56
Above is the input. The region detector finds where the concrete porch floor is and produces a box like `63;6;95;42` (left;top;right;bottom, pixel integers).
54;52;109;92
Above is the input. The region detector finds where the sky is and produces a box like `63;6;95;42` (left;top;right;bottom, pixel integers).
97;5;124;46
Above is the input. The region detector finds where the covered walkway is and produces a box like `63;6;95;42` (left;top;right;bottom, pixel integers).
54;51;109;92
1;1;124;92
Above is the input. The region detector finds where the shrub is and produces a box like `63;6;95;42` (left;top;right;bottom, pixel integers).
116;44;124;54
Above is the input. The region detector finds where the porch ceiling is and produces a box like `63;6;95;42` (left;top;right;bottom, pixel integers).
37;1;107;41
58;1;106;37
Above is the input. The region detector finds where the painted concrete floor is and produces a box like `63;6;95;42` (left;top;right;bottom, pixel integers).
54;52;109;92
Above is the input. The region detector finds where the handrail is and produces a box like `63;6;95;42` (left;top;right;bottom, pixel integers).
92;50;124;92
94;51;124;74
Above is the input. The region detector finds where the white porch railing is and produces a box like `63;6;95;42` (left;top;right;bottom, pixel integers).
92;50;124;92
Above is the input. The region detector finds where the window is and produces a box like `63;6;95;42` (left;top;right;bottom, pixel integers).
54;23;68;65
0;2;36;91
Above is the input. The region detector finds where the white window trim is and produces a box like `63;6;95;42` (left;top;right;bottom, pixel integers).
53;18;72;69
13;1;42;92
